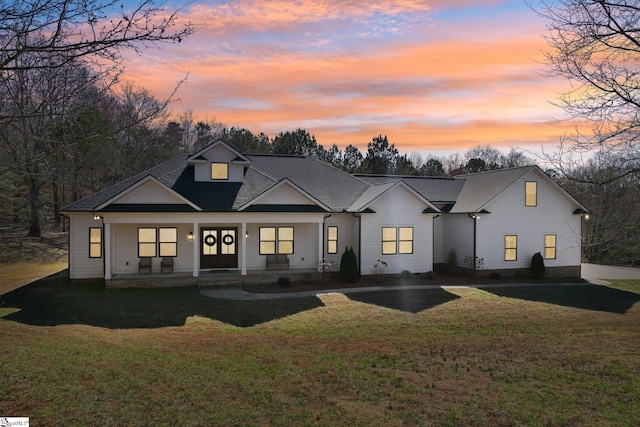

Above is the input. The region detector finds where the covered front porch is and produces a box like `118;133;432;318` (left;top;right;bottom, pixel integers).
100;212;327;282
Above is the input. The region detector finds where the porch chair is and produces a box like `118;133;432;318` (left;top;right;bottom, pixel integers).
139;257;152;273
161;257;174;273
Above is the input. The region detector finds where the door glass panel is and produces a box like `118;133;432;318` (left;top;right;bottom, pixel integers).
220;229;236;255
202;230;217;255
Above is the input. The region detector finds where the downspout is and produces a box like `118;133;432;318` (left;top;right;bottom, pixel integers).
94;213;105;281
352;213;362;277
468;212;477;277
322;214;332;274
432;214;440;272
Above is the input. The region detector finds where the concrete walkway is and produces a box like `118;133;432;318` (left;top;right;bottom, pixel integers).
200;282;590;301
199;264;639;301
581;263;640;282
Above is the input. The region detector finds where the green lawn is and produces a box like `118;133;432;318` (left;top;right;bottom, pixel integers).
1;269;639;426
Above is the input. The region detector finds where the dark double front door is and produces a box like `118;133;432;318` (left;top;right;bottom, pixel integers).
201;228;238;269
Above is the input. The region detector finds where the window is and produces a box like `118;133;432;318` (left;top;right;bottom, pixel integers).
203;230;218;255
159;227;177;257
220;229;236;255
138;228;157;257
382;227;414;255
505;235;517;261
259;227;294;255
398;227;414;254
89;227;102;258
211;163;229;180
382;227;397;255
327;226;338;254
259;227;276;255
525;181;537;207
545;234;557;259
278;227;294;254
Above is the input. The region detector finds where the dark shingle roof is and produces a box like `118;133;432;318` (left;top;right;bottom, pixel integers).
64;156;189;212
239;155;370;211
355;175;465;203
64;152;575;216
449;167;532;213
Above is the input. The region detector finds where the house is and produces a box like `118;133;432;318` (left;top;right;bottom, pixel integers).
63;141;589;287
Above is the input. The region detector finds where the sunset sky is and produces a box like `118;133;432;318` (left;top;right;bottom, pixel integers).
121;0;575;155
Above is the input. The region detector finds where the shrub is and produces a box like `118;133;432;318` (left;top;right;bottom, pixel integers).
277;276;291;287
340;247;358;283
400;270;412;280
531;252;546;279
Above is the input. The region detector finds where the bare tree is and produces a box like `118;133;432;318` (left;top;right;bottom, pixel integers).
0;0;196;236
537;0;640;178
0;0;196;75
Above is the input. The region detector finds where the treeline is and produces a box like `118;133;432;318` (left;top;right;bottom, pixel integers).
161;113;535;176
2;87;639;266
554;156;640;266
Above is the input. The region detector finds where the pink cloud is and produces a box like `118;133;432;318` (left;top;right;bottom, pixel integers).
119;1;572;153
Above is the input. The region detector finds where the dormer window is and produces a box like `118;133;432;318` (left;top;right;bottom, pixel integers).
211;163;229;180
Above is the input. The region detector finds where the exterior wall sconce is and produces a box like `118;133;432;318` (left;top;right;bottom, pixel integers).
573;209;590;221
188;231;194;241
245;232;250;239
93;214;101;220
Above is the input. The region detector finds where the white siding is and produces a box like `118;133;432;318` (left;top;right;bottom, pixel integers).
442;214;474;268
360;187;433;275
323;213;353;267
245;222;317;270
193;144;245;182
115;180;184;204
351;214;361;272
257;183;316;205
433;215;444;264
477;171;582;270
112;223;195;274
68;213;104;279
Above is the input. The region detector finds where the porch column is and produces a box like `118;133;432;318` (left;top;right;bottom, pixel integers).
241;222;247;276
317;222;323;272
104;222;112;280
192;222;199;278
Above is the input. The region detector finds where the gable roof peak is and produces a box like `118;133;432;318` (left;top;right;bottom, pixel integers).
186;139;251;164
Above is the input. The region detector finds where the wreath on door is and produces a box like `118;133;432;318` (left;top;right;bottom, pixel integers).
222;234;235;245
204;234;216;247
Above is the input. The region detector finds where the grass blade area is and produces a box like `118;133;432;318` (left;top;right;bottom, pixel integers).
1;269;639;426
